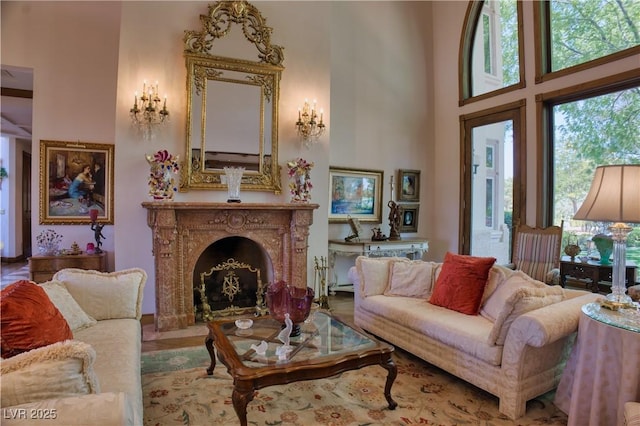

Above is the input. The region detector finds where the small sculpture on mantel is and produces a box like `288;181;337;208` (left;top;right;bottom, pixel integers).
371;228;388;241
388;200;402;241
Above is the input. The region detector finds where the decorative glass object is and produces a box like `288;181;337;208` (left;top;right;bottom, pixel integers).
223;167;245;203
265;280;315;337
36;229;62;256
146;150;180;200
287;158;314;203
564;244;581;261
592;234;613;265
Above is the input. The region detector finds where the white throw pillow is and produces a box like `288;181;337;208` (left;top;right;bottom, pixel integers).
488;282;565;346
52;268;147;320
481;264;515;307
356;257;400;297
384;260;437;298
0;340;100;407
39;280;97;331
481;271;543;322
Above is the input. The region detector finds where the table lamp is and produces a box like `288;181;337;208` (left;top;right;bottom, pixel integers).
573;164;640;305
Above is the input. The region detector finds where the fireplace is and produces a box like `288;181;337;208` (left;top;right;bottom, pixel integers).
142;202;318;331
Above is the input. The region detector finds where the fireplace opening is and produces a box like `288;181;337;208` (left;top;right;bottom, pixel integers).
193;236;272;321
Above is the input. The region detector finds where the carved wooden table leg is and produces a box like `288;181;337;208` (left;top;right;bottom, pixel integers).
232;386;255;426
205;331;216;376
381;356;398;410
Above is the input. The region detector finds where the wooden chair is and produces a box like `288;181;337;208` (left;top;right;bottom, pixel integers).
511;221;564;284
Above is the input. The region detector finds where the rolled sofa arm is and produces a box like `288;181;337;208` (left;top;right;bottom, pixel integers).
508;292;601;348
1;392;135;426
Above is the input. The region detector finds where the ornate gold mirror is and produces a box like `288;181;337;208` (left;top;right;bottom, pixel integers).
181;1;283;193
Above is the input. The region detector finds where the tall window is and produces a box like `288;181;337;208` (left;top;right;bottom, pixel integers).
549;84;640;262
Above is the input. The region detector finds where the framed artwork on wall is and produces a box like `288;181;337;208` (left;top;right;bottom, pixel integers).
39;140;114;225
397;169;420;202
399;204;419;233
329;167;383;223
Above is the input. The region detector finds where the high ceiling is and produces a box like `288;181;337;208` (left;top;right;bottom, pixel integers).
1;66;33;139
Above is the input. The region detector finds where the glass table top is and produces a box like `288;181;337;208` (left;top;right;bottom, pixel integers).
582;302;640;333
217;311;381;367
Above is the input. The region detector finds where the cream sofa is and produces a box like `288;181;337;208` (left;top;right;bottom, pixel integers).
1;268;147;426
350;255;600;420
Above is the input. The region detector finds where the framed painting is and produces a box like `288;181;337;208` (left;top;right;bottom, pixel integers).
329;167;383;223
397;169;420;202
399;204;419;233
39;140;114;224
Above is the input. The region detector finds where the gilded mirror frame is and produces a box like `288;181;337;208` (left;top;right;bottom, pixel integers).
181;1;284;193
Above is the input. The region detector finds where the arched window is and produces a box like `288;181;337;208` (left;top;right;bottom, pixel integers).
459;0;524;104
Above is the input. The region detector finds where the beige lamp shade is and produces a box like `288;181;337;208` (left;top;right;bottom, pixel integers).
574;165;640;223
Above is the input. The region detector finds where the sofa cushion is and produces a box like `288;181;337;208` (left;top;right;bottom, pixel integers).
52;268;147;320
481;271;545;322
39;280;97;332
359;295;502;365
356;256;402;297
429;252;496;315
481;264;515;306
0;339;99;407
488;281;565;345
0;280;73;358
384;260;437;298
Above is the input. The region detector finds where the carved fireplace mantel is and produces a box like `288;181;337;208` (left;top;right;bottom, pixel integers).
142;202;318;331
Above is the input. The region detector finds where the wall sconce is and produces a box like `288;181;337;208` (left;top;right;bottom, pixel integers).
296;99;325;148
130;80;169;140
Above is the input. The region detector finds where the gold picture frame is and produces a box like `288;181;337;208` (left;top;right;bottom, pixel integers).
329;167;383;223
39;140;114;224
397;169;420;202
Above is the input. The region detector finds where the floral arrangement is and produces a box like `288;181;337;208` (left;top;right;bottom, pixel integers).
36;229;62;255
146;150;180;200
287;158;314;203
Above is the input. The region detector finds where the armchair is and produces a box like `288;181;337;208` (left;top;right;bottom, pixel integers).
511;221;564;285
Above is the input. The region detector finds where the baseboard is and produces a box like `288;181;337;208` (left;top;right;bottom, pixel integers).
140;313;155;326
1;255;27;263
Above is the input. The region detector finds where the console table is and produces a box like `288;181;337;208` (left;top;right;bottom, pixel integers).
559;256;637;293
28;251;108;282
328;238;429;292
554;302;640;426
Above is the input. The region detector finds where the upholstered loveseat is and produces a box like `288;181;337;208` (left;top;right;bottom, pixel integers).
1;268;147;426
350;254;600;419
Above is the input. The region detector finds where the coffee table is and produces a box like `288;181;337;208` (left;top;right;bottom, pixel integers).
205;311;397;426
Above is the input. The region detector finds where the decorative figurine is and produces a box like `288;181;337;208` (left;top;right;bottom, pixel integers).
371;228;388;241
91;222;106;254
388;200;402;240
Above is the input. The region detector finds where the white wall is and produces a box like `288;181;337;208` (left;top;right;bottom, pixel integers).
3;1;435;315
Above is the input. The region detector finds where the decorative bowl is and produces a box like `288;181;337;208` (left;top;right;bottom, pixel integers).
235;319;253;330
265;281;315;336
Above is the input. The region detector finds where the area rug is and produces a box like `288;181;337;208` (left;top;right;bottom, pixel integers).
142;346;568;425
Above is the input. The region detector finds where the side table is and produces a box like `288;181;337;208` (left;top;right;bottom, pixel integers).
554;302;640;426
559;256;637;293
28;251;108;282
328;238;429;292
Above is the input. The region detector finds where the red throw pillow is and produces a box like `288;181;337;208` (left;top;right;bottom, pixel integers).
429;252;496;315
1;280;73;358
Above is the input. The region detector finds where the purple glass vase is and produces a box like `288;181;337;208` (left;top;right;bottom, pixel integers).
265;281;315;337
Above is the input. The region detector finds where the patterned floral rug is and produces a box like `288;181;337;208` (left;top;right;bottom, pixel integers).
142;346;568;425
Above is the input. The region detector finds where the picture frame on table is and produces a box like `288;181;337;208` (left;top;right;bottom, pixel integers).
39;140;114;225
397;169;420;202
399;204;419;233
329;167;383;223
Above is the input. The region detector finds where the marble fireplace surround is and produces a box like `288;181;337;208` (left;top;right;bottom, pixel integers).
142;202;319;331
